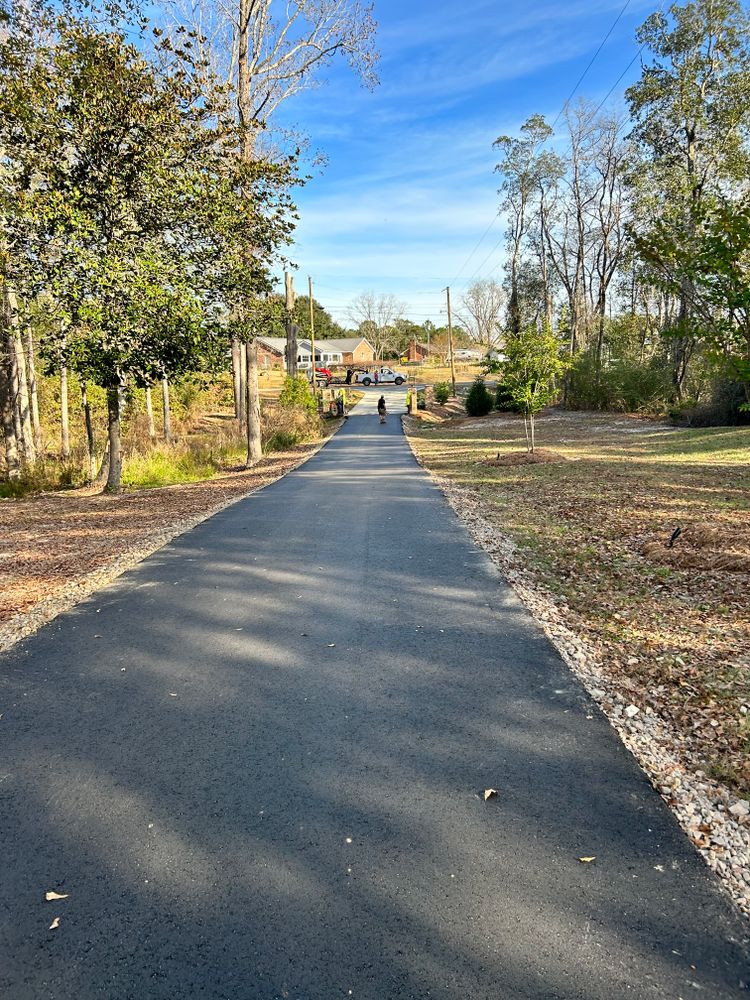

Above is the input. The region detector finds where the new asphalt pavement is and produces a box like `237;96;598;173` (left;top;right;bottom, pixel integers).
1;387;748;999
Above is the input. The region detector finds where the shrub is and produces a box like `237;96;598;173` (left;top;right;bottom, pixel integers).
670;380;750;427
433;381;450;404
261;402;321;451
278;374;316;415
494;381;520;411
464;377;494;417
567;350;672;413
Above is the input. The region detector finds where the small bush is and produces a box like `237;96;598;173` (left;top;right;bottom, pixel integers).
433;382;450;405
278;374;316;415
495;381;520;411
465;377;494;417
670;380;750;427
262;403;321;451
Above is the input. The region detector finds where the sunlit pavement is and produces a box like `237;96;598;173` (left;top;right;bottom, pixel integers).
1;385;748;999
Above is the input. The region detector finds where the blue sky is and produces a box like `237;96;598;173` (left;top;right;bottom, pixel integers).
272;0;656;327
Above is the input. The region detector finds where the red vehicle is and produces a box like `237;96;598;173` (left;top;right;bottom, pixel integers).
312;366;332;385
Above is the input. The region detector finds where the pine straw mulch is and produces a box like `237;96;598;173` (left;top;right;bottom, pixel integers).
0;434;337;653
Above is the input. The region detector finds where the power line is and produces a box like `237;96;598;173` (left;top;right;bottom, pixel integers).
447;211;502;286
550;0;633;131
450;0;638;288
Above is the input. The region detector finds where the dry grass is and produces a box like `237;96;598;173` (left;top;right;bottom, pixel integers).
406;408;750;794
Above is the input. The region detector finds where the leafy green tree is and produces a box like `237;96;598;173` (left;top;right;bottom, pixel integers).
289;296;346;340
626;0;750;397
278;373;316;415
635;195;750;407
0;4;295;490
501;325;569;452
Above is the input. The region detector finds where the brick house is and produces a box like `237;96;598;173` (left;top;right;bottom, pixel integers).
256;336;375;370
404;339;433;363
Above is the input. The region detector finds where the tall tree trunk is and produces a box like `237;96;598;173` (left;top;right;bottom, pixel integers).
161;376;172;442
25;329;40;443
237;0;263;458
145;385;156;439
4;287;35;465
245;339;262;466
60;364;70;459
231;335;242;418
238;341;247;426
0;348;21;480
81;382;96;482
104;387;122;493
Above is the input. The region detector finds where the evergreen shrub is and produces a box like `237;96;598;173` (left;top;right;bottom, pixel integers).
465;377;493;417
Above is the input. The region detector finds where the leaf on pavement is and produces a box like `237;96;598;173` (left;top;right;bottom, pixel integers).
483;788;498;801
45;891;69;901
48;917;60;929
578;856;596;863
327;643;336;647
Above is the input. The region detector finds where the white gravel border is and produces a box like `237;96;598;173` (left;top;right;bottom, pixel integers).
404;423;750;923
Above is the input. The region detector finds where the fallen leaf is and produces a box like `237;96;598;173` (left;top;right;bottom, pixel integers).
483;788;498;801
327;643;336;648
578;856;596;863
45;891;69;901
48;917;60;930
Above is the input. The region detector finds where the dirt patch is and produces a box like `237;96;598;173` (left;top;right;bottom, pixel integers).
482;448;567;466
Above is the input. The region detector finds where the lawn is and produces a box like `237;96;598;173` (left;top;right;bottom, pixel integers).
406;408;750;795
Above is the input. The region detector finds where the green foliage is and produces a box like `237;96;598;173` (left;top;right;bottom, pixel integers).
262;403;321;450
494;381;521;412
464;377;494;417
0;4;297;488
567;349;672;413
278;374;316;415
433;381;450;404
121;444;220;489
503;325;568;415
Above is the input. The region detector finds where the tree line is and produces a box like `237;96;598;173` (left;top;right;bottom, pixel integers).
0;0;376;492
490;0;750;423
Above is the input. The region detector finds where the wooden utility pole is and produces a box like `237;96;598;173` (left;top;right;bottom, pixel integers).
445;286;457;397
308;276;316;390
285;271;297;377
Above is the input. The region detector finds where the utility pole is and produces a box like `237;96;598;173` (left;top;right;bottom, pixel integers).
284;271;297;377
445;286;457;398
308;276;317;395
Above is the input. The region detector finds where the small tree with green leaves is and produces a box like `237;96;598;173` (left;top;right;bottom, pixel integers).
503;325;568;452
278;374;316;415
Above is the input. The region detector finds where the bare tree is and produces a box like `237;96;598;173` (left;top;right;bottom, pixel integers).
161;0;378;138
456;279;505;352
347;291;405;359
494;115;553;334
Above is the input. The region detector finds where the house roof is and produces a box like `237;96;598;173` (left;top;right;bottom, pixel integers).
256;337;286;353
257;336;375;354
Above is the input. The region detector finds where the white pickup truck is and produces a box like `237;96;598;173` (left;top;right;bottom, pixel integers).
355;367;406;386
